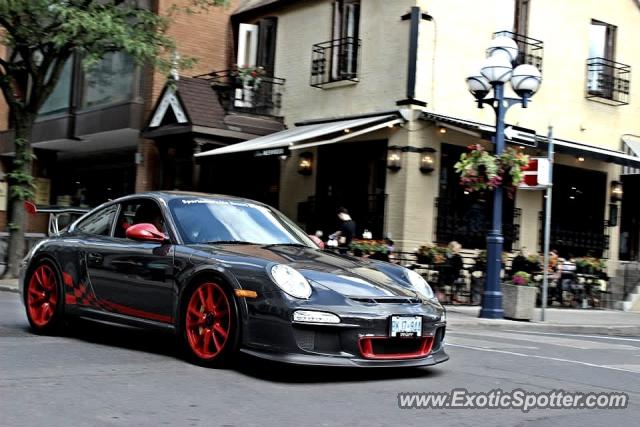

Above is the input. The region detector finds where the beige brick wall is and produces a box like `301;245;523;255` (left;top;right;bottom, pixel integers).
257;0;415;126
418;0;640;153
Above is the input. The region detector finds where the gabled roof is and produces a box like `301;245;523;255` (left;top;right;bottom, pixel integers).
143;76;285;140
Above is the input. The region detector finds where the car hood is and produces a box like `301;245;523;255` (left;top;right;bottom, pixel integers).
191;244;418;298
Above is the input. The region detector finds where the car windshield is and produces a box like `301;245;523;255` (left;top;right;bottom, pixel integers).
168;198;316;246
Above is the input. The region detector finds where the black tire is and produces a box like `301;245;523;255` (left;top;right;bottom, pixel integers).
180;280;240;367
24;259;65;335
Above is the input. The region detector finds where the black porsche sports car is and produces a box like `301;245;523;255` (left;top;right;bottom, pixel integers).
20;192;448;368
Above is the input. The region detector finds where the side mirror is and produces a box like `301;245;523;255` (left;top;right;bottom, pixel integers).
126;223;167;243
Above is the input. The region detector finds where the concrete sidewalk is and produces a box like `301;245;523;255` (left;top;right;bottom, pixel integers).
447;305;640;337
0;278;18;294
2;279;638;336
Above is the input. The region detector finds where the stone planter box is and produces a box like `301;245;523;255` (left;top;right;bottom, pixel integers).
502;283;537;320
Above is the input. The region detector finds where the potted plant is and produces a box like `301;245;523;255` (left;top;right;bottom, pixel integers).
502;271;537;320
416;244;434;264
236;65;266;89
349;239;390;261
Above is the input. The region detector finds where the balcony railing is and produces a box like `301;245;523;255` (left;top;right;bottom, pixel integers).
493;31;544;70
195;69;285;117
310;37;361;88
586;57;630;106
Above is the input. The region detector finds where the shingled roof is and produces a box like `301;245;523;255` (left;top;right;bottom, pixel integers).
176;77;226;129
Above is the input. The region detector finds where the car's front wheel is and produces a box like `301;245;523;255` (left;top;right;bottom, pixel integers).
181;281;239;367
25;261;64;334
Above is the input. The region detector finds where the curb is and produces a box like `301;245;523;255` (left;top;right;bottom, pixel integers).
0;285;18;293
446;319;640;337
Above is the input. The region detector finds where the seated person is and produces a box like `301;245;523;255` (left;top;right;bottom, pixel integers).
132;203;166;233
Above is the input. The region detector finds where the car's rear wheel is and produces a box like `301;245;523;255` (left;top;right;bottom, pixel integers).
25;261;64;334
181;281;239;367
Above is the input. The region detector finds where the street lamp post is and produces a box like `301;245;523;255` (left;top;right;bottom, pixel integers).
466;37;542;319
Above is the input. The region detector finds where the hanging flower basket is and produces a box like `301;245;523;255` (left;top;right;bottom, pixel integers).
498;147;530;198
454;144;529;198
454;144;501;192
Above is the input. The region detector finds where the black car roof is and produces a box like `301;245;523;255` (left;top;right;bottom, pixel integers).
133;191;266;205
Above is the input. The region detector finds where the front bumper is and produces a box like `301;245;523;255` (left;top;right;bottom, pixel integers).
242;292;448;367
241;342;449;367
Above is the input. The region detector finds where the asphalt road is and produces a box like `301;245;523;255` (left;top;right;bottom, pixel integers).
1;291;638;427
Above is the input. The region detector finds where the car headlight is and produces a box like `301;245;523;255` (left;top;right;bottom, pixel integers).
405;268;435;300
269;264;312;299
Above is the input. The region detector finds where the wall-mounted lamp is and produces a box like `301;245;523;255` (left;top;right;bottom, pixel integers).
438;126;447;134
577;156;585;162
387;146;402;171
419;147;437;174
610;180;623;203
387;146;437;173
298;152;313;175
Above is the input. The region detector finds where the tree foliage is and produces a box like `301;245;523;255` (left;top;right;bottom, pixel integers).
0;0;226;114
0;0;226;277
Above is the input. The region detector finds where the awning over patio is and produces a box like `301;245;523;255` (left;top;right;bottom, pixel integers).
194;113;402;157
421;112;640;169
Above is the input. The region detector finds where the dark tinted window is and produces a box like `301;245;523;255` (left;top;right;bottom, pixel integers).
75;205;118;236
114;199;166;239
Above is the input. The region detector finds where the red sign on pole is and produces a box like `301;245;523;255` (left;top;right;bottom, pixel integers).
519;157;551;190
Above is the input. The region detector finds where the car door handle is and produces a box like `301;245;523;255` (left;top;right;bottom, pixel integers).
87;252;104;264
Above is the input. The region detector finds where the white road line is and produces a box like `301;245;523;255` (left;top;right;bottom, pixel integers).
502;330;640;343
445;336;538;350
446;343;640;374
447;330;637;350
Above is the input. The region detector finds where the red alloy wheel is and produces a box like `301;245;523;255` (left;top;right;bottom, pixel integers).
185;282;232;360
26;264;59;328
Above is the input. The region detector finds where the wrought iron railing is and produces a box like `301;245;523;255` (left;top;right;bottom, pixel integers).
586;58;630;105
195;69;285;117
433;197;521;251
493;31;543;70
538;213;610;258
310;37;361;88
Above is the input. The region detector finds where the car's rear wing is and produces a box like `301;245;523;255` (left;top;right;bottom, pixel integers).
24;201;89;236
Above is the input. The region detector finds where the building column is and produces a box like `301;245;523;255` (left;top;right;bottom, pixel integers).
385;121;439;251
515;189;543;254
135;138;160;192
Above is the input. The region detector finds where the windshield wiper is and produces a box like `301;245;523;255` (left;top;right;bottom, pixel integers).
262;242;309;248
202;240;258;245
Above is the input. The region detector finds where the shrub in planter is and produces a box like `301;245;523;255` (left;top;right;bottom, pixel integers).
502;271;536;320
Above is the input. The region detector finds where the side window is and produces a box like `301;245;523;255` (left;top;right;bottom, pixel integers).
75;205;118;236
114;199;166;239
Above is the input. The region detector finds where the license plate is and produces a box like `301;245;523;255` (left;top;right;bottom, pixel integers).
390;316;422;338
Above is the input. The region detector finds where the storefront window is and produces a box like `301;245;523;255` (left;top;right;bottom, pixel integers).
81;52;135;108
39;58;73;115
549;164;607;258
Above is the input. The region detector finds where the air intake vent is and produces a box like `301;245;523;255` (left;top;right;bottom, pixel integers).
349;296;421;304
